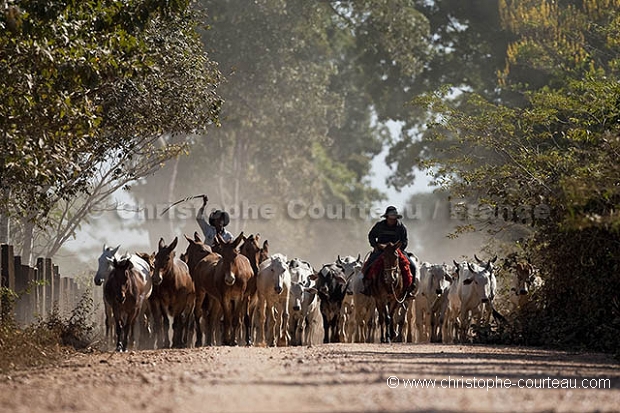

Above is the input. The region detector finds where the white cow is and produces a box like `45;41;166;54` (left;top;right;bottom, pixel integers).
457;260;496;342
441;261;463;344
347;267;377;343
337;255;362;343
415;262;453;343
256;253;291;346
288;258;320;345
289;280;322;345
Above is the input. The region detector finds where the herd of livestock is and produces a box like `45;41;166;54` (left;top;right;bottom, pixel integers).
94;231;541;352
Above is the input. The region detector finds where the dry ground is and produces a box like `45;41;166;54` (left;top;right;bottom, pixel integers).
1;343;619;413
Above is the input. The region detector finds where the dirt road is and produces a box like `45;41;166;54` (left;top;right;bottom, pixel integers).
1;343;618;413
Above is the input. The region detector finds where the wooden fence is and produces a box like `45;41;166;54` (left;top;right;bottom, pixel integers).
0;243;85;325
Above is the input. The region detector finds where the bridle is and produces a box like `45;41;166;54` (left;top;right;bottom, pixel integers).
383;251;408;304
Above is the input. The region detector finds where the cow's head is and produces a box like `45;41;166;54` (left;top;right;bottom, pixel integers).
314;263;347;300
463;261;494;303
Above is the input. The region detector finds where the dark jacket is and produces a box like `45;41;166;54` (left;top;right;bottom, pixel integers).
368;219;408;251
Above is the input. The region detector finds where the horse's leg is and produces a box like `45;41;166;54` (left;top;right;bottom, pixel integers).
114;310;124;352
221;298;234;346
194;291;206;347
105;301;115;349
386;302;394;343
184;295;196;348
244;297;253;346
230;298;242;347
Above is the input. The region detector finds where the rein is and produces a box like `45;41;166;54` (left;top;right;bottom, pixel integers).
384;263;408;304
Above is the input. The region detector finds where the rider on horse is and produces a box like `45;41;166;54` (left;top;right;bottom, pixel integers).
361;206;417;295
196;195;233;247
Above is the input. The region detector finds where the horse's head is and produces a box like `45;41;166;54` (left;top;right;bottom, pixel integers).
153;237;178;285
259;240;269;263
110;255;133;304
379;241;401;285
240;233;261;274
218;232;245;286
183;233;212;270
95;244;120;286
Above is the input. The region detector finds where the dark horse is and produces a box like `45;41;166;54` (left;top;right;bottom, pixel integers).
368;241;407;343
212;232;255;346
183;232;221;346
151;237;196;348
104;256;151;352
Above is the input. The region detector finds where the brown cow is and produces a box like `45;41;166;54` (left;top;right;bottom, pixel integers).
150;237;196;348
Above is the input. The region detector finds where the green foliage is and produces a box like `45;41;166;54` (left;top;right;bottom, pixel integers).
405;0;620;352
0;0;222;230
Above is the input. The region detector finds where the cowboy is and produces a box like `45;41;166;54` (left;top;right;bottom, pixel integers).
361;205;416;295
196;195;233;247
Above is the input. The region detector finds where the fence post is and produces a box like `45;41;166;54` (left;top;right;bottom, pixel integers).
44;258;53;315
13;255;27;325
36;257;45;316
52;264;60;308
1;244;16;322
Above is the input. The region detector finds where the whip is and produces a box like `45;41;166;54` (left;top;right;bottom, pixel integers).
159;194;207;216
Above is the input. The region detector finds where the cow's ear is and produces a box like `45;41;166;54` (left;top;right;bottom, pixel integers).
463;278;474;285
309;272;318;281
444;274;453;283
305;287;318;295
467;262;476;273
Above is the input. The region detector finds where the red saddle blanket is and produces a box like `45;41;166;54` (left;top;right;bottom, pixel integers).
364;250;413;290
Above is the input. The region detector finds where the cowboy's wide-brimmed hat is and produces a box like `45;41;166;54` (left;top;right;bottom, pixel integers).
381;205;402;219
208;209;230;227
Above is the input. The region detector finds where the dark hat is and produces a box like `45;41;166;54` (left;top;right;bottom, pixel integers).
208;209;230;227
381;206;402;219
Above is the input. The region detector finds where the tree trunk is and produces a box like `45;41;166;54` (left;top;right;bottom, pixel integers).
0;214;9;244
21;217;36;266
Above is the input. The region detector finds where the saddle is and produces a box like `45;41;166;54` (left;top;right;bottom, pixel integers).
363;250;413;290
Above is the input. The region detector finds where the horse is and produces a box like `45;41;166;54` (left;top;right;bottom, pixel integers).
182;232;222;346
95;244;152;348
103;256;151;352
367;241;408;343
211;232;255;346
256;253;291;346
239;233;269;341
150;236;196;348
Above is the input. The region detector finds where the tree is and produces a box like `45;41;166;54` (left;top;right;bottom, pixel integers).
128;0;434;261
409;0;620;351
0;0;222;260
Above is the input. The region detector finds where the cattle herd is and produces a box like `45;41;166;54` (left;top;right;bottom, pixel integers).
95;231;542;352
